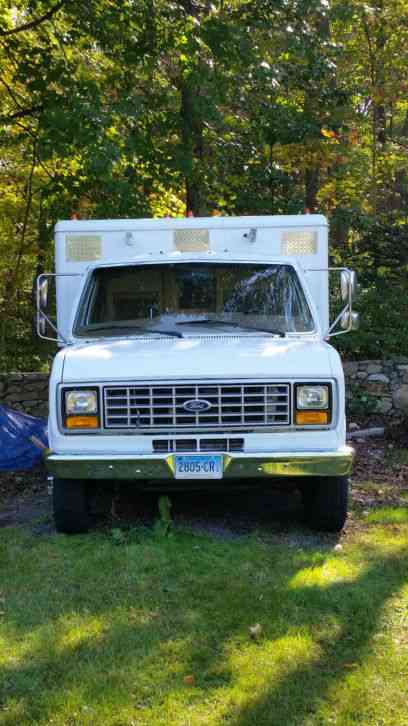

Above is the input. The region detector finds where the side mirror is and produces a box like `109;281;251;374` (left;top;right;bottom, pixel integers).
340;310;360;331
36;272;80;345
39;278;49;309
36;273;61;343
306;266;359;339
340;270;358;302
38;312;47;336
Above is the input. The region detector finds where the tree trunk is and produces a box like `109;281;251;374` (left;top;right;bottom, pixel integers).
392;110;408;216
31;197;48;306
178;0;208;216
180;81;207;216
305;166;320;212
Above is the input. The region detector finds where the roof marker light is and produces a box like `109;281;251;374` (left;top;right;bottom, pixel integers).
174;229;209;252
65;234;102;262
281;230;317;256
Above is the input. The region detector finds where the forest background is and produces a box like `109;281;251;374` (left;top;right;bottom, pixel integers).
0;0;407;371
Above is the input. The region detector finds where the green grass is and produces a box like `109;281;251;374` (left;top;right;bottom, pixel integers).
1;519;408;726
364;507;408;524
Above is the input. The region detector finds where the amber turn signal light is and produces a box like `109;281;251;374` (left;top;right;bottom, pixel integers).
66;415;99;429
295;411;328;425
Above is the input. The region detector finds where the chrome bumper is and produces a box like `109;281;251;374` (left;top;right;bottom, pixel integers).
44;447;354;480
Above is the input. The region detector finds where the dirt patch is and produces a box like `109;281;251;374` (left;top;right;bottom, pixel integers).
0;466;52;532
0;466;45;501
113;484;305;539
0;492;51;529
350;421;408;510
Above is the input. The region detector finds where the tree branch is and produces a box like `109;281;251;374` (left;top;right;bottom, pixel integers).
0;74;27;111
0;105;43;123
10;139;38;298
0;1;65;37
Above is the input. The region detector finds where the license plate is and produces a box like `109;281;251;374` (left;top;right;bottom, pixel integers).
174;455;223;479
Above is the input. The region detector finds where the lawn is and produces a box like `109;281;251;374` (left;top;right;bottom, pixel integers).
1;490;408;726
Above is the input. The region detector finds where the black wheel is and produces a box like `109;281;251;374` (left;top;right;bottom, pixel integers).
300;476;349;532
53;478;90;534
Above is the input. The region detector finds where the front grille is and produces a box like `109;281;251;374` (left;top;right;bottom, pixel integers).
152;438;244;453
153;439;197;453
200;438;244;452
103;382;290;430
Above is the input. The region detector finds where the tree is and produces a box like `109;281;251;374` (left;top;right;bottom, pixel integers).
1;0;408;369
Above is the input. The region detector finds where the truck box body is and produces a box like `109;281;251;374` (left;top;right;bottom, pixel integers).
54;215;329;341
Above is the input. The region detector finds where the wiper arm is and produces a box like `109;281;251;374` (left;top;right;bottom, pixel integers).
176;319;285;337
81;324;183;339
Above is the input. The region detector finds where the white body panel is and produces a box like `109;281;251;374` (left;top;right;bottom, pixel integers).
61;337;333;383
48;341;346;456
54;214;329;342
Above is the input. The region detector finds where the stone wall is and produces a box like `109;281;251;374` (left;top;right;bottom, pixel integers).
0;373;49;419
343;358;408;419
1;360;408;421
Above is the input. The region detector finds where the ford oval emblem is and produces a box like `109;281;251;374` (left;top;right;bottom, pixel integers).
183;399;212;413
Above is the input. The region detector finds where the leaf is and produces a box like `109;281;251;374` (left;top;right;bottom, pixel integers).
321;128;337;139
249;623;263;640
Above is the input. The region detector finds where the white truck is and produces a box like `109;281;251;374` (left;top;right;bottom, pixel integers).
37;214;358;534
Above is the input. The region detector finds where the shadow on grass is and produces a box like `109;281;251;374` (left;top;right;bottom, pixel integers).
230;544;408;725
113;485;305;536
0;522;407;725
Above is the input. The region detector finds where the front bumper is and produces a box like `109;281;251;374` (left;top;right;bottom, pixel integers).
44;447;354;480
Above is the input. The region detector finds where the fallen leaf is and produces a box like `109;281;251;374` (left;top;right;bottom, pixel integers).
249;623;263;640
183;675;195;686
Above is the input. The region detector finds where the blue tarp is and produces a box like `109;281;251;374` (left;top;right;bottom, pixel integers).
0;405;48;471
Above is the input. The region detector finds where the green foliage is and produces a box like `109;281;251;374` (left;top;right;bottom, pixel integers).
346;382;379;418
334;279;408;360
109;527;127;546
155;495;173;537
0;0;408;369
0;299;54;373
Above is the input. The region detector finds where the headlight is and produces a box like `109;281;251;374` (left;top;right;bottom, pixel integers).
63;389;99;430
295;384;331;426
65;390;98;414
296;385;329;410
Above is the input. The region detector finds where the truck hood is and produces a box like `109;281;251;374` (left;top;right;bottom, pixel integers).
61;335;335;382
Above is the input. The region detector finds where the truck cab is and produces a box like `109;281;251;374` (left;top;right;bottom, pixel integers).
37;215;357;533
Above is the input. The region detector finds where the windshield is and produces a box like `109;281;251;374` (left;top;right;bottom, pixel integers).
75;263;315;336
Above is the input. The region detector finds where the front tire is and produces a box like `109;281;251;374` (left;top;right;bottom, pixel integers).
53;478;90;534
300;476;349;532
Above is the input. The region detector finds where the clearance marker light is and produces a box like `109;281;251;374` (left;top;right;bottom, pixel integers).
281;230;317;255
174;229;210;252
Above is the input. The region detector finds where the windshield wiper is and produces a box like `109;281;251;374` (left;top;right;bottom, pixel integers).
176;319;285;337
81;324;183;339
